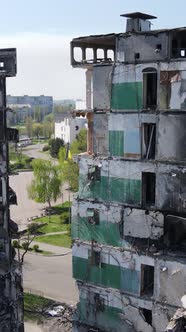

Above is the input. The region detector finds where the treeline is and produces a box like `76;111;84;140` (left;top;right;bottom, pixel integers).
7;105;52;126
18;114;54;138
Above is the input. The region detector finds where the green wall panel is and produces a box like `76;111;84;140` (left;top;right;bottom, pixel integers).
109;131;124;156
73;256;140;294
121;268;139;294
72;217;122;247
111;82;143;110
79;175;141;205
77;298;128;332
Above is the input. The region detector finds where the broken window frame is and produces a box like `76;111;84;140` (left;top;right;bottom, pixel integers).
143;68;157;110
140;264;154;297
88;250;102;267
142;123;156;160
171;31;186;58
87;208;100;225
94;293;105;312
164;215;186;251
88;165;101;182
139;307;152;326
142;172;156;207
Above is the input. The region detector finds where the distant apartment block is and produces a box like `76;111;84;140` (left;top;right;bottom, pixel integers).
55;113;87;144
7;94;53;124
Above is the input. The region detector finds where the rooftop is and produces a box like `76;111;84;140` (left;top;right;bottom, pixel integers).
120;12;157;20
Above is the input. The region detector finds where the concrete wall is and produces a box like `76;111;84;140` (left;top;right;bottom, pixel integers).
73;243;186;309
78;157;186;213
73;283;175;332
72;200;164;244
117;32;169;63
93;113;109;155
110;62;186;112
107;112;186;162
93;65;113;110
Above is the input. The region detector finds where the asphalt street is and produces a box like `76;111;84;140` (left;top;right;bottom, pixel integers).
9;144;78;330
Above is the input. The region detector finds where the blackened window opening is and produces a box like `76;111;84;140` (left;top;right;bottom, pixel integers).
88;165;101;182
142;172;156;206
172;32;186;58
143;72;157;109
89;250;101;267
143;124;156;159
87;209;100;225
164;215;186;251
94;294;105;312
141;265;154;296
139;308;152;325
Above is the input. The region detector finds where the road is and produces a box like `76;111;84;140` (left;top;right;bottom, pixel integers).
25;322;43;332
10;143;78;331
21;143;52;161
9;171;73;230
23;246;78;304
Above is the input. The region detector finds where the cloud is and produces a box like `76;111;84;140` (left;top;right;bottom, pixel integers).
0;32;85;100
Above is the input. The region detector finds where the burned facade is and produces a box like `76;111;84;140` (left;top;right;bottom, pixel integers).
71;13;186;332
0;49;24;331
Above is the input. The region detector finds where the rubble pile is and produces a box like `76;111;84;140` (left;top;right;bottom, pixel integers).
40;303;75;332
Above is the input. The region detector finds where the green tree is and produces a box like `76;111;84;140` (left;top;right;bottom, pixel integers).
27;159;62;209
34;106;42;122
59;147;79;192
71;128;87;154
25;116;33;137
14;223;44;263
33;123;43;139
49;138;65;158
53;104;74;115
43;121;53;139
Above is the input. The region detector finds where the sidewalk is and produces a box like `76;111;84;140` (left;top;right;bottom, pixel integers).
29;241;72;255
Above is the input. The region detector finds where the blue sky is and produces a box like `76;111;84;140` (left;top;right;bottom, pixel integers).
2;0;186;99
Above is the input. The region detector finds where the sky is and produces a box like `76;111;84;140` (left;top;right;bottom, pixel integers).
2;0;186;100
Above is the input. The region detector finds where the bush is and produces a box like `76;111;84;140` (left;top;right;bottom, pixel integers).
33;244;39;252
22;242;29;250
12;240;19;249
49;138;64;158
59;211;69;224
27;223;39;234
42;144;49;152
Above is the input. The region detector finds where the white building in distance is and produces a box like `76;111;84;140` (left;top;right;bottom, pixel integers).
55;100;87;144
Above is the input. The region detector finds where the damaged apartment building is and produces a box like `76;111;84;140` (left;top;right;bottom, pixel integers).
0;49;23;331
71;12;186;332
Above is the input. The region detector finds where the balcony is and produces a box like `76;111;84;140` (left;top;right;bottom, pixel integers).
71;33;116;68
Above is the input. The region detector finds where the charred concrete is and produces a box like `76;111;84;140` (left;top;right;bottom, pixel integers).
0;48;24;331
71;12;186;332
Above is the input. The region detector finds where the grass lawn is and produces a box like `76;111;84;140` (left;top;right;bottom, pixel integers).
24;292;55;321
35;233;71;248
39;223;70;234
35;216;70;234
33;201;71;234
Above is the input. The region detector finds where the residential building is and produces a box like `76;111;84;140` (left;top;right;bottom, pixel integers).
0;49;23;331
71;12;186;332
55;112;87;144
7;94;53;124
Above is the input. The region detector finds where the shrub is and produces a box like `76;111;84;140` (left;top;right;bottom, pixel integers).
59;211;69;224
42;144;49;152
22;242;29;250
33;244;39;252
12;240;19;249
49;138;64;158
